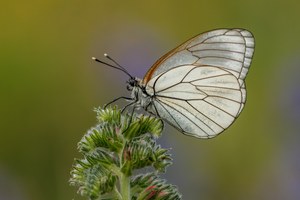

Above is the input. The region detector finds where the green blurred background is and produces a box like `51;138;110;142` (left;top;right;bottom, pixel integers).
1;0;300;199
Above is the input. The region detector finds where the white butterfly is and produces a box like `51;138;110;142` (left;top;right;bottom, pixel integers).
93;28;255;139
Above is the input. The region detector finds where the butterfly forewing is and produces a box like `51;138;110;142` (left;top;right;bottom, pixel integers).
143;29;254;138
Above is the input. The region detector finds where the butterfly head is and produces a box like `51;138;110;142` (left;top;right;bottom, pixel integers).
127;77;143;91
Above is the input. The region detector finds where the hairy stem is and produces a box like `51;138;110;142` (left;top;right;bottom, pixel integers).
120;173;130;200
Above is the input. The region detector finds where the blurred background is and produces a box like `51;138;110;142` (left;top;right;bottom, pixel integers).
1;0;300;199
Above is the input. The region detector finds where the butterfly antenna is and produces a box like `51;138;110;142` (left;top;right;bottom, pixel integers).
92;55;133;79
103;53;133;78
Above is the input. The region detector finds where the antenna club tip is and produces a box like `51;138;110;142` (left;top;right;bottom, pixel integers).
92;57;96;60
104;53;108;57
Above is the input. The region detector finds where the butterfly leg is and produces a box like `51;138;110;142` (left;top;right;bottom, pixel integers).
120;99;138;113
122;105;137;134
104;96;133;109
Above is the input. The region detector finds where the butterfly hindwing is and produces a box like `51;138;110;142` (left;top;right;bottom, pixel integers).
144;29;254;138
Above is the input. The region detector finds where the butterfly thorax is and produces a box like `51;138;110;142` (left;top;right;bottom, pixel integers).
128;77;152;110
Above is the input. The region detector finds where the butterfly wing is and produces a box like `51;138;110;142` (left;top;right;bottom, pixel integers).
144;29;254;138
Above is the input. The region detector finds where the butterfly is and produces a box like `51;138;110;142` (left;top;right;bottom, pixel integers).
93;28;255;139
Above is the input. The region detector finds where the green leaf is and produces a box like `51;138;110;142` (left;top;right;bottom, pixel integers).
78;124;124;154
95;106;121;125
131;173;182;200
70;160;117;200
123;115;163;140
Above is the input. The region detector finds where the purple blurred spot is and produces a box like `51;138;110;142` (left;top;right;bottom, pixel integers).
0;166;26;200
278;55;300;125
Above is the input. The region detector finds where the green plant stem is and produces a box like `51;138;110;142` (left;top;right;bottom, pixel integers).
119;138;130;200
120;173;130;200
113;185;122;200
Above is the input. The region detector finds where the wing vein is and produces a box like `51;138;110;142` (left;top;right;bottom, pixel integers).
192;49;245;54
193;56;244;63
160;98;213;134
154;99;183;131
186;101;224;130
191;84;240;91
